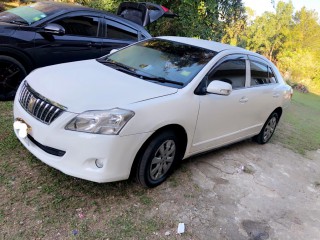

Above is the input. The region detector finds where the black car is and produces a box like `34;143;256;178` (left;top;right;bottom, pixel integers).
0;1;176;100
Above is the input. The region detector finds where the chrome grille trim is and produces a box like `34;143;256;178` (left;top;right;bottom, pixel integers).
19;82;66;125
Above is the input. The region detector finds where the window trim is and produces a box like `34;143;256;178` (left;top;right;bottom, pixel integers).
206;54;249;91
50;14;101;38
247;56;279;88
103;18;139;41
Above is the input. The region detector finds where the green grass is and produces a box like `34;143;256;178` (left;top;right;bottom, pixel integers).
0;101;195;239
272;91;320;154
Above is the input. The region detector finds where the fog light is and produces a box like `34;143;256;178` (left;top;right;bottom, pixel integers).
95;159;104;168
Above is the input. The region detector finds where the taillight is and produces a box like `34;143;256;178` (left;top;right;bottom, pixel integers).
161;6;169;12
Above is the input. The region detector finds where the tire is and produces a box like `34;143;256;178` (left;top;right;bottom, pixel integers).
136;131;181;188
253;112;279;144
0;55;27;101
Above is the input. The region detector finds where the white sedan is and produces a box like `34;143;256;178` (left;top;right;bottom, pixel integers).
13;36;292;187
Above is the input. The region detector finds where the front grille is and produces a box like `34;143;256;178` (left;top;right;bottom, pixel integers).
19;82;64;124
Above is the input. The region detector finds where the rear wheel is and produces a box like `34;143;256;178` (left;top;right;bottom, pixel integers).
0;55;27;101
253;112;279;144
136;131;181;188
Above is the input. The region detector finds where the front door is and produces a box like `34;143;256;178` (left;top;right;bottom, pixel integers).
33;14;102;67
191;55;254;153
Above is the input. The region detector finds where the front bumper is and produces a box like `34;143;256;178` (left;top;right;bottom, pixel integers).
13;94;152;183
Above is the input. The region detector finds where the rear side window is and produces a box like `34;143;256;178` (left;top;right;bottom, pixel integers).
250;61;277;86
104;20;138;41
53;16;99;37
209;60;246;89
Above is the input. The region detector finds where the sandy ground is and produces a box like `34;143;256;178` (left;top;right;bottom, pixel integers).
154;141;320;240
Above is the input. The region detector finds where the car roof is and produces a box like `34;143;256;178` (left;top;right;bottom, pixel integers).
158;36;259;55
158;36;272;63
31;1;150;36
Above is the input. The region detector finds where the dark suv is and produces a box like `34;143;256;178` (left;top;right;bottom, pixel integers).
0;1;176;100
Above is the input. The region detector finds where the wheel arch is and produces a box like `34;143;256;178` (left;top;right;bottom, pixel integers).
0;47;34;73
273;107;283;121
129;124;188;178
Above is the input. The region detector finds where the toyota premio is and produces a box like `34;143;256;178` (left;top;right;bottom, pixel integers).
13;37;292;187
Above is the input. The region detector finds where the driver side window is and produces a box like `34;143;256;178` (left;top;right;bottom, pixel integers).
208;59;246;89
53;16;99;37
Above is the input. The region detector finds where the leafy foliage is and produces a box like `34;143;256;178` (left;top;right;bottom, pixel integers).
243;1;320;92
244;1;293;62
61;0;246;41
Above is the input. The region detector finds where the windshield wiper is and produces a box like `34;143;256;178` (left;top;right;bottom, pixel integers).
97;59;184;86
98;59;133;71
141;75;184;86
10;20;29;25
98;59;145;78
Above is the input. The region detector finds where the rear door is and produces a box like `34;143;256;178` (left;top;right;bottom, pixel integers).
246;55;282;127
117;2;177;26
33;12;102;67
100;18;140;56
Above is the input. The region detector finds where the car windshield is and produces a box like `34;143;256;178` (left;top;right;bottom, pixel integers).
100;38;217;87
0;2;63;25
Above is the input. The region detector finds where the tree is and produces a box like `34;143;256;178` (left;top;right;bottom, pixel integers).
63;0;246;41
220;0;247;46
291;8;320;50
244;1;293;62
277;7;320;89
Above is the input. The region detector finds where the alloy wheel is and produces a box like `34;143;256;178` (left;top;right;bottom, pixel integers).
263;116;277;142
149;140;176;180
0;58;26;99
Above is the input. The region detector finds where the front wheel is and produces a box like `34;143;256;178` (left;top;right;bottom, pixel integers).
136;131;181;188
0;55;27;101
253;112;279;144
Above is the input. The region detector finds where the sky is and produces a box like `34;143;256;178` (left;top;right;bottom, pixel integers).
243;0;320;16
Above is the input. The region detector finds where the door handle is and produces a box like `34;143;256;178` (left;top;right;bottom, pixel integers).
273;93;280;98
87;42;101;48
239;96;248;103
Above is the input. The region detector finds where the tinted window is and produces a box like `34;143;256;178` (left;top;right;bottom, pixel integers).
53;16;99;37
107;25;137;40
250;61;277;86
101;39;217;87
104;21;138;41
209;60;246;89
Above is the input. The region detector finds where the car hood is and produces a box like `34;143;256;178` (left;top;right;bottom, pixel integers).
26;59;178;113
0;22;18;36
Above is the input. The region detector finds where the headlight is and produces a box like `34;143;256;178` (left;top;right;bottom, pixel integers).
65;108;134;135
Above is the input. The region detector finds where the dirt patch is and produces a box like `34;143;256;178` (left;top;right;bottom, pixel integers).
1;138;320;239
148;140;320;239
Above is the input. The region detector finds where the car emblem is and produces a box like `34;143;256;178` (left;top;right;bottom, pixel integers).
28;95;37;112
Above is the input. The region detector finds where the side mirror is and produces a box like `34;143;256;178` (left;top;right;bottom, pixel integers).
41;23;65;36
207;80;232;96
110;49;119;54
